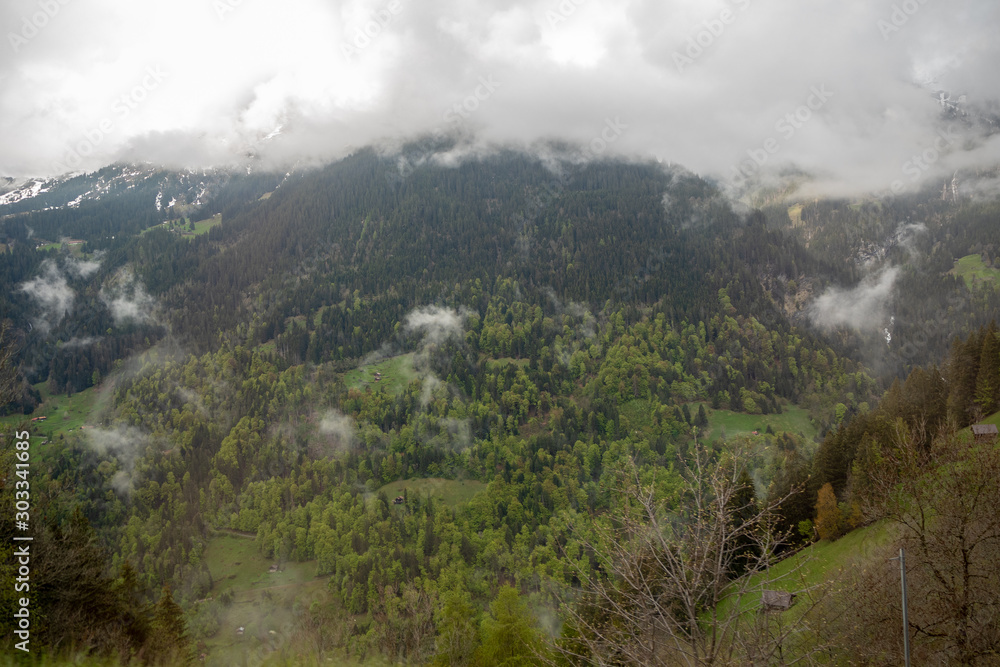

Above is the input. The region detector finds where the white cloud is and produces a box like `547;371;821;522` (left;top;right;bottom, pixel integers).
64;253;102;278
19;259;73;332
100;269;157;325
0;0;997;196
62;336;100;348
404;305;467;346
808;267;899;332
318;409;358;453
86;425;151;494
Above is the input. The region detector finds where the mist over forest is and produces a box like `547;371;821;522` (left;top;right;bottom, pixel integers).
2;1;1000;665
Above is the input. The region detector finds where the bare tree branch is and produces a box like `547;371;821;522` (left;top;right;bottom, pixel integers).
551;440;834;666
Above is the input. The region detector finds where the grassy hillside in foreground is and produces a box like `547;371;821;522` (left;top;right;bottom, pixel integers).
976;410;1000;428
756;408;1000;608
757;522;895;595
713;521;897;634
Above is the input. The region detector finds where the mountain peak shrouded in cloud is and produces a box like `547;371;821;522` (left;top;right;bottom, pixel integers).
2;0;999;196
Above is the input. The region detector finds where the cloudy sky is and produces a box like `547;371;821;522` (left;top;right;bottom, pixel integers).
2;0;999;195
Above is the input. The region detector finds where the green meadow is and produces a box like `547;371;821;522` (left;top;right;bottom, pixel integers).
377;477;487;507
344;353;417;396
953;253;1000;290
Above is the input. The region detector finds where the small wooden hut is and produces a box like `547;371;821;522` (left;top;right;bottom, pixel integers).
972;423;998;444
761;590;796;612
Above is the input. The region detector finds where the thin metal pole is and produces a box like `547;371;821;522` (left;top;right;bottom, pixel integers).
898;548;911;667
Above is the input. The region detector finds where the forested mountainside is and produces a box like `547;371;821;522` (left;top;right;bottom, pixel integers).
1;151;999;665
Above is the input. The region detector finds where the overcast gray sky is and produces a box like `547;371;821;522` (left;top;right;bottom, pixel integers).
2;0;999;195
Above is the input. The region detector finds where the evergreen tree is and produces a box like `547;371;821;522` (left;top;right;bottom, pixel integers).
948;329;983;426
695;403;708;427
974;323;1000;416
147;586;190;665
727;468;760;575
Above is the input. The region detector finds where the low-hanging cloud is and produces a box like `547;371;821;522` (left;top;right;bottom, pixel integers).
544;287;597;340
19;259;74;332
64;251;104;278
894;221;927;258
808;267;899;332
1;0;998;198
403;305;471;408
62;336;100;349
100;270;158;325
86;425;151;494
414;414;472;450
404;305;468;346
318;409;358;454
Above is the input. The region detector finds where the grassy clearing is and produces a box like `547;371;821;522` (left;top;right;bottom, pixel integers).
0;382;101;441
710;523;897;665
204;533;321;593
344;353;417;396
142;220;182;235
787;204;803;227
378;477;487;507
952;254;1000;290
200;534;328;666
189;213;223;236
697;403;818;443
142;213;222;239
34;240;86;253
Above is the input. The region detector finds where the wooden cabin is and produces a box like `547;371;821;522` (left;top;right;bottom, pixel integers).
761;590;796;612
972;423;998;444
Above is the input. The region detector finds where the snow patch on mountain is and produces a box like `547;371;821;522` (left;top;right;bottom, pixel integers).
0;179;52;206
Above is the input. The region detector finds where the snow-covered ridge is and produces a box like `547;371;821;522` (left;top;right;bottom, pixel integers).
1;165;242;215
0;179;52;206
